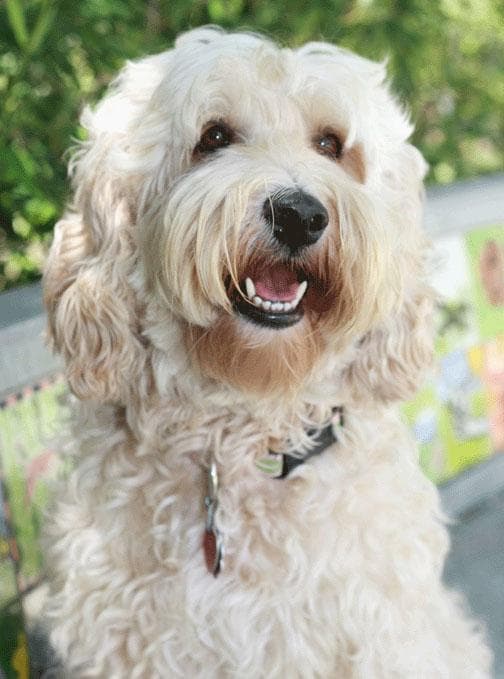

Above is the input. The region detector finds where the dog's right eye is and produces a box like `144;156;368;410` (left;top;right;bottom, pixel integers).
314;131;343;160
194;123;234;156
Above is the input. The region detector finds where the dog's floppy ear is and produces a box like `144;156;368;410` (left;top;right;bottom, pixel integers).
43;160;145;403
42;59;165;402
344;142;434;404
44;214;144;404
344;287;434;404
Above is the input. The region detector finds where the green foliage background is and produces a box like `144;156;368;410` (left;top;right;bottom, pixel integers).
1;0;503;291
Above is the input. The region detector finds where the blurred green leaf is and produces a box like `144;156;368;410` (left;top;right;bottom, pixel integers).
24;197;57;225
27;1;58;55
5;0;28;48
11;144;37;178
12;213;32;239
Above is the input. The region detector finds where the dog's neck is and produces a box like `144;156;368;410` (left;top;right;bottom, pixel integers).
200;404;343;577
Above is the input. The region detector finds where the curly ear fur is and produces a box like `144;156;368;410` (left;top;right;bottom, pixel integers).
344;289;434;403
343;142;434;404
42;58;164;402
43;208;145;403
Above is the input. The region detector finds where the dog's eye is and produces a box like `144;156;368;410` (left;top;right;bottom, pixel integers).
314;132;343;160
195;123;234;156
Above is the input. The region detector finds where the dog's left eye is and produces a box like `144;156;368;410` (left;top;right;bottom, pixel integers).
314;132;343;160
195;123;234;156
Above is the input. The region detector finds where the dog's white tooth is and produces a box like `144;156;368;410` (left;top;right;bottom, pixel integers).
283;302;292;311
296;280;308;301
253;296;262;307
272;302;282;312
245;278;255;299
262;300;272;310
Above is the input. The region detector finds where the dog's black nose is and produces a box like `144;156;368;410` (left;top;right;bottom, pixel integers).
263;190;329;252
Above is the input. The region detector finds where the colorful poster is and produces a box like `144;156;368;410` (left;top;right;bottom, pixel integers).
406;224;504;483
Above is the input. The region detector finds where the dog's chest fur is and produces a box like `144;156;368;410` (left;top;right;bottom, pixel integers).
48;403;452;678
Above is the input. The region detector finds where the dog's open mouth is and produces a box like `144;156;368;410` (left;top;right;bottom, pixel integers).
231;263;308;329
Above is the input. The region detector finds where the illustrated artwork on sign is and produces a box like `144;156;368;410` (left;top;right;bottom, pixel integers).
405;224;504;483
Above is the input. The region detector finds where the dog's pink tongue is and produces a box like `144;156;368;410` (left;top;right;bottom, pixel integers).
254;265;299;302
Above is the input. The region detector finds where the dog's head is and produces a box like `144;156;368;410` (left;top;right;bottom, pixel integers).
44;26;432;403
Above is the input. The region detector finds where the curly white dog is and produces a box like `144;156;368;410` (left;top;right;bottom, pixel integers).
43;26;492;678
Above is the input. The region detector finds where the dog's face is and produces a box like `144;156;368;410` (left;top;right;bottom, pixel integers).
44;27;433;401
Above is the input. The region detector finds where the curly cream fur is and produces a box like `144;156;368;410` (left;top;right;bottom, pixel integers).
43;26;492;678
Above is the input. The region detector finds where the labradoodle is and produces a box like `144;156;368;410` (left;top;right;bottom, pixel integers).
43;26;492;678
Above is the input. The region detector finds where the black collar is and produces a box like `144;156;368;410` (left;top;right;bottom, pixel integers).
273;407;343;479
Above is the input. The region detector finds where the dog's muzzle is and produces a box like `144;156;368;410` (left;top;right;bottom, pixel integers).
232;190;328;330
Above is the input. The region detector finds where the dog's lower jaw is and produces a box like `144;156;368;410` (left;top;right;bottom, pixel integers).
233;294;304;328
184;314;326;396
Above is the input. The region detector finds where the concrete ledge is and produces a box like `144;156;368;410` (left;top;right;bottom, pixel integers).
440;454;504;520
424;173;504;237
0;282;62;398
0;281;44;329
0;314;62;399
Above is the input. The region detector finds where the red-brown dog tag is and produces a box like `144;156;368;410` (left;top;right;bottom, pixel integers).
203;527;223;576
